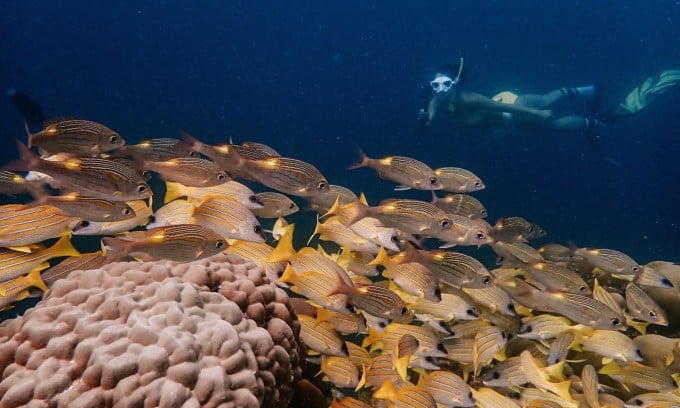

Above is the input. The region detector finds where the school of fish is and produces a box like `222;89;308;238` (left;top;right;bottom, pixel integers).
1;117;679;408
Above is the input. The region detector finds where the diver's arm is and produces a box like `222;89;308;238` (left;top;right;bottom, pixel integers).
460;92;550;119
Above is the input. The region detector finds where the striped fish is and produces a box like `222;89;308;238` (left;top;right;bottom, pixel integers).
319;355;361;389
243;156;330;197
371;247;440;301
471;387;521;408
373;379;437;408
409;292;479;322
164;180;263;210
546;330;575;365
298;313;347;357
0;266;47;311
0;204;80;247
232;140;280;160
120;138;196;162
418;370;473;407
147;199;194;228
306;184;357;213
573;247;642;276
312;218;381;254
138;157;228;187
432;193;487;219
625;282;668;326
72;199;151;235
27;118;124;156
5;142;151;201
473;325;508;374
416;249;493;289
224;240;284;284
41;251;112;287
191;196;265;242
250;191;298;218
0;235;80;284
349;149;442;191
433;167;485;193
178;132;244;175
102;224;226;262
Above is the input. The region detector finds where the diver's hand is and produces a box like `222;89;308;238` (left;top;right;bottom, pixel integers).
536;109;553;120
418;108;429;122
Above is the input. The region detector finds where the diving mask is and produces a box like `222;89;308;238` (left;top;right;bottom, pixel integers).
430;75;457;93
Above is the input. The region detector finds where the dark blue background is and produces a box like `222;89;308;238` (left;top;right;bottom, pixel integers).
1;1;679;262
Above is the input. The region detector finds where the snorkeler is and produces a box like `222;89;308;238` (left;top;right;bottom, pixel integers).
421;58;680;137
420;57;601;134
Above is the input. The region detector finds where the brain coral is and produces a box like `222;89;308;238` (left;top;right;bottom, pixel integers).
0;253;304;408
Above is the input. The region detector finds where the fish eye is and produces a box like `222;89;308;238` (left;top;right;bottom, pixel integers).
632;266;640;273
122;208;132;216
507;303;516;313
137;184;148;193
390;235;399;243
528;225;534;232
254;225;263;234
249;195;258;203
636;348;643;358
142;171;152;181
481;209;487;216
466;308;476;316
79;220;90;228
482;276;492;285
476;231;486;240
491;371;500;379
109;135;120;144
189;151;200;158
379;321;387;329
610;317;622;327
649;310;657;318
316;181;328;191
289;202;295;209
474;181;481;187
215;240;225;249
400;306;408;315
429;177;438;185
632;399;643;406
579;285;587;292
440;219;451;228
523;325;532;333
468;391;473;401
434;287;442;300
217;173;227;181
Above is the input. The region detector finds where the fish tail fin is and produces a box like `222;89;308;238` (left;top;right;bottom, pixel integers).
48;235;81;258
267;223;296;263
308;215;323;246
179;130;202;150
344;199;369;226
368;246;390;267
25;265;48;292
277;264;298;284
101;236;131;258
327;269;353;298
393;353;410;381
393;241;421;265
2;140;42;172
355;363;367;392
164;181;185;203
24;121;36;148
553;380;574;402
373;379;397;402
347;148;369;170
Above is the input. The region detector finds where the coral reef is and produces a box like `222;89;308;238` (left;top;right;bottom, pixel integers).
0;253;304;408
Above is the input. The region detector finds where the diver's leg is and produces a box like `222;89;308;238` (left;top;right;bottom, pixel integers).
516;90;565;109
517;86;597;109
550;116;601;132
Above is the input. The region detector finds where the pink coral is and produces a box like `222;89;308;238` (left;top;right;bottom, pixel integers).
0;253;304;408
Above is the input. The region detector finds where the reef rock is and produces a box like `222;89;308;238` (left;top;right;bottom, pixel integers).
0;253;304;408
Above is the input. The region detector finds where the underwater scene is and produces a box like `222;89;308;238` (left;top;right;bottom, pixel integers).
1;2;679;407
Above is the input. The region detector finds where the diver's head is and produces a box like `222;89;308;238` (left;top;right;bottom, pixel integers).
430;63;460;93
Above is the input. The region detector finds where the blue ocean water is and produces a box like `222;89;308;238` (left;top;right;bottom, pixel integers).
1;1;678;267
